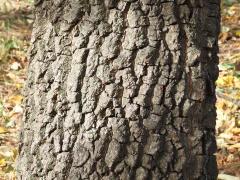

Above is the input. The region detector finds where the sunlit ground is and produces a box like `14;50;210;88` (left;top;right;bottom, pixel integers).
0;0;32;179
0;0;239;179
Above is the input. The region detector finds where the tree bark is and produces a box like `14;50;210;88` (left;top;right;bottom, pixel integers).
17;0;220;179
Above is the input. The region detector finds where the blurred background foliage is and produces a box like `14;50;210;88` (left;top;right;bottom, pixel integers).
0;0;239;179
217;1;240;179
0;0;32;179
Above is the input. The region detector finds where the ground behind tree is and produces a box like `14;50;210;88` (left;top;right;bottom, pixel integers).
0;0;239;179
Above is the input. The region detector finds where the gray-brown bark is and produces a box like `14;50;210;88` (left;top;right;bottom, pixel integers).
17;0;220;179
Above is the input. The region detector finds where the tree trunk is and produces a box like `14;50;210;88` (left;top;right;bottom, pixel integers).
17;0;220;179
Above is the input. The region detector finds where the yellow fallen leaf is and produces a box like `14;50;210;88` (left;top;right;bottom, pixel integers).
229;143;240;149
8;95;23;105
234;77;240;89
0;158;6;167
0;127;8;134
15;83;23;89
12;148;18;160
231;128;240;135
216;100;227;110
235;30;240;37
216;75;234;87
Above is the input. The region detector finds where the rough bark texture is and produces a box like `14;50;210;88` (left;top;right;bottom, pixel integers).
17;0;220;179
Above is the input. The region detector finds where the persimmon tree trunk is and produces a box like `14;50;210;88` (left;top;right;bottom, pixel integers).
17;0;220;179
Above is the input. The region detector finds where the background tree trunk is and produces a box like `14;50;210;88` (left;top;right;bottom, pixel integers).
17;0;220;179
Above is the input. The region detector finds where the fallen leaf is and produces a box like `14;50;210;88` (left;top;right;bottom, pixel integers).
234;30;240;37
216;75;234;87
12;105;23;114
8;95;23;106
218;173;240;180
10;62;21;71
0;159;6;167
0;127;9;134
0;147;14;158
